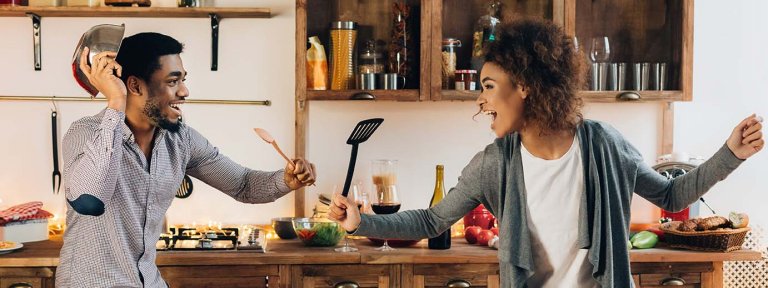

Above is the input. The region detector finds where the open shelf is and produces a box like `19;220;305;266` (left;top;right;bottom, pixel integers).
439;90;683;103
0;6;271;18
307;89;420;101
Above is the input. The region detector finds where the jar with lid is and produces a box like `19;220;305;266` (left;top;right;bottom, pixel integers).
441;38;462;89
359;40;384;74
329;21;358;90
455;70;477;91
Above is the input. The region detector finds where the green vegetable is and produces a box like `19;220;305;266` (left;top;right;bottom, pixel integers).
627;240;633;251
630;231;659;249
298;222;344;247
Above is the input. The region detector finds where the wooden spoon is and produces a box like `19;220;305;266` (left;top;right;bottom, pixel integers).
253;128;294;167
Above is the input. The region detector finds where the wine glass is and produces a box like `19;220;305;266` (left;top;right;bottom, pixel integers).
590;36;611;63
371;159;400;251
334;183;367;252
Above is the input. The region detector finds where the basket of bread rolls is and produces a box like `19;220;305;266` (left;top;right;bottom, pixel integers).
660;212;750;252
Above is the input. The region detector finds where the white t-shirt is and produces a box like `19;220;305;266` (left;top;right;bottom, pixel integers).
521;136;599;288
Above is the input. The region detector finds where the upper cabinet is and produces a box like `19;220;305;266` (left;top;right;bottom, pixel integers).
295;0;693;103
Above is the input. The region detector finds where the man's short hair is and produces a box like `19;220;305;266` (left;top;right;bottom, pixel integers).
115;32;184;83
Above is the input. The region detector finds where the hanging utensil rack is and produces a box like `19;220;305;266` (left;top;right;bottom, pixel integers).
0;95;270;106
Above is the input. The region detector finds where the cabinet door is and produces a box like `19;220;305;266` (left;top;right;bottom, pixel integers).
408;263;500;288
292;264;398;288
298;0;428;101
159;265;279;288
631;262;711;288
431;0;558;101
0;268;54;288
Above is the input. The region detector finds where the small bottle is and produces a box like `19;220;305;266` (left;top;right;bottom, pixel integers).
428;165;451;250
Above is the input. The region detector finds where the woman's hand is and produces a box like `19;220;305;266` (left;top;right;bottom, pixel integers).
328;193;361;233
727;114;764;160
79;47;127;111
283;158;316;189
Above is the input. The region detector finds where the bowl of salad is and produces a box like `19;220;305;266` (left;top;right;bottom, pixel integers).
292;218;345;247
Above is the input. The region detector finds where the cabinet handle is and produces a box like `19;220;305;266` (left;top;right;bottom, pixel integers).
446;279;471;287
334;281;359;288
8;283;34;288
661;277;686;285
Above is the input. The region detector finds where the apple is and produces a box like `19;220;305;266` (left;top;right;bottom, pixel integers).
490;227;499;236
464;226;482;244
477;230;495;246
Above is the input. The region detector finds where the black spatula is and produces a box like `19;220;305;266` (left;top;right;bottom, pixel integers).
341;118;384;197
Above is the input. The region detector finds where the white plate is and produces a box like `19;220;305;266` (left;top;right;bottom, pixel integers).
0;242;23;255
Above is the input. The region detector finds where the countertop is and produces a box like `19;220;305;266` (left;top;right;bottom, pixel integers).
0;236;762;268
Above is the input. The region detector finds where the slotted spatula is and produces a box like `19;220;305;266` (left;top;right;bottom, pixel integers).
341;118;384;197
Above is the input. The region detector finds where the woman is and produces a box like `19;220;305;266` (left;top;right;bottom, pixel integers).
329;18;763;287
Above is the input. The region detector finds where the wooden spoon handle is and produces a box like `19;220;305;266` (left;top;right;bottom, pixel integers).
272;141;294;168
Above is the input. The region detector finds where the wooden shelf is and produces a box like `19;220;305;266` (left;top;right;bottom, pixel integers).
439;90;684;103
306;89;420;101
0;6;271;18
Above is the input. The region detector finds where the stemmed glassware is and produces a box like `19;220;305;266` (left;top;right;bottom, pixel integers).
590;36;611;63
370;160;401;252
334;183;367;252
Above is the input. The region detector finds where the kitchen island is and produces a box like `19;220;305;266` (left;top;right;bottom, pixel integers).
0;236;762;288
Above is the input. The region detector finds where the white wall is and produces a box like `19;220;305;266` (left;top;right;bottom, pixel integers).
0;0;298;226
0;1;762;234
675;0;767;231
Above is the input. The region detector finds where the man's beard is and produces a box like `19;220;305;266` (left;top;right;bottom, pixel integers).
144;99;181;133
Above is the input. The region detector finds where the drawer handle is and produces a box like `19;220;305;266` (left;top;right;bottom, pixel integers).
8;283;34;288
661;277;686;285
334;281;359;288
446;279;471;287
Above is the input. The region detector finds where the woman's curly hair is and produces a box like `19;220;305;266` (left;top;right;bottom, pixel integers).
484;18;586;134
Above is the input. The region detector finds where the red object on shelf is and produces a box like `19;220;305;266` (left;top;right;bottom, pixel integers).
0;0;23;5
661;207;691;222
463;204;495;229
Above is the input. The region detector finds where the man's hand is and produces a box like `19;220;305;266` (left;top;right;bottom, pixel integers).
727;114;764;160
283;158;316;190
79;47;127;112
328;193;362;233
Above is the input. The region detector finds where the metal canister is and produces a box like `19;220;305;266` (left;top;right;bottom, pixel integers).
329;21;357;90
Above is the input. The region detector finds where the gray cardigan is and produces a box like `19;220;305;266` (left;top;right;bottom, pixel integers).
355;120;743;287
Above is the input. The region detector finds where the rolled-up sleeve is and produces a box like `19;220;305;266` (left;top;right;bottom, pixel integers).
184;126;291;203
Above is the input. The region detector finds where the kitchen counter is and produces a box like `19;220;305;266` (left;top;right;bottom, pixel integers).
0;236;763;288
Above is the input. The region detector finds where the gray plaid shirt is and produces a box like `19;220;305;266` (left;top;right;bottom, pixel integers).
56;108;291;288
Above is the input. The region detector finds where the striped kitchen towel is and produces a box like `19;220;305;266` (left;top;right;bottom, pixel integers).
0;201;43;225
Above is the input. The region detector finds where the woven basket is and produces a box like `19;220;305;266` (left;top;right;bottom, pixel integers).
660;221;751;252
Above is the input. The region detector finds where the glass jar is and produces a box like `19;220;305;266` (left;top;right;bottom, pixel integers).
329;21;358;90
455;70;477;91
388;1;412;88
359;40;384;74
471;0;502;71
441;38;461;89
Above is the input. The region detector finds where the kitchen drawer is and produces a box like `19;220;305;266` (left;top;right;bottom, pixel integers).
640;273;701;287
160;265;279;288
0;277;42;288
291;264;397;288
410;263;500;288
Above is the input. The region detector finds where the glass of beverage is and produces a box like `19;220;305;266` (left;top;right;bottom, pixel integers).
370;159;401;251
334;183;367;252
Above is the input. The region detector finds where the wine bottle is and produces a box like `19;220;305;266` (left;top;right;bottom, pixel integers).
428;165;451;249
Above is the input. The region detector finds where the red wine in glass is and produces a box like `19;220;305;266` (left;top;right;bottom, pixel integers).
371;203;401;214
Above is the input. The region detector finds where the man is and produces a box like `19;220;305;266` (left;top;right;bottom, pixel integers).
56;32;316;287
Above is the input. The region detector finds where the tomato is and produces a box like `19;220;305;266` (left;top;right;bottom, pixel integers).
297;229;316;240
490;227;499;236
464;226;482;244
477;230;495;246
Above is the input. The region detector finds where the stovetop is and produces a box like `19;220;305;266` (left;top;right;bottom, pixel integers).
156;227;264;252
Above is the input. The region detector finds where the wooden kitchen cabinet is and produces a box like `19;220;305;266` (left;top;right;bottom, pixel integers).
160;265;280;288
296;0;693;103
290;264;399;288
0;268;54;288
406;263;500;288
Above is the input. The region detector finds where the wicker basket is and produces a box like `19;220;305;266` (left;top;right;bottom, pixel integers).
660;221;751;252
